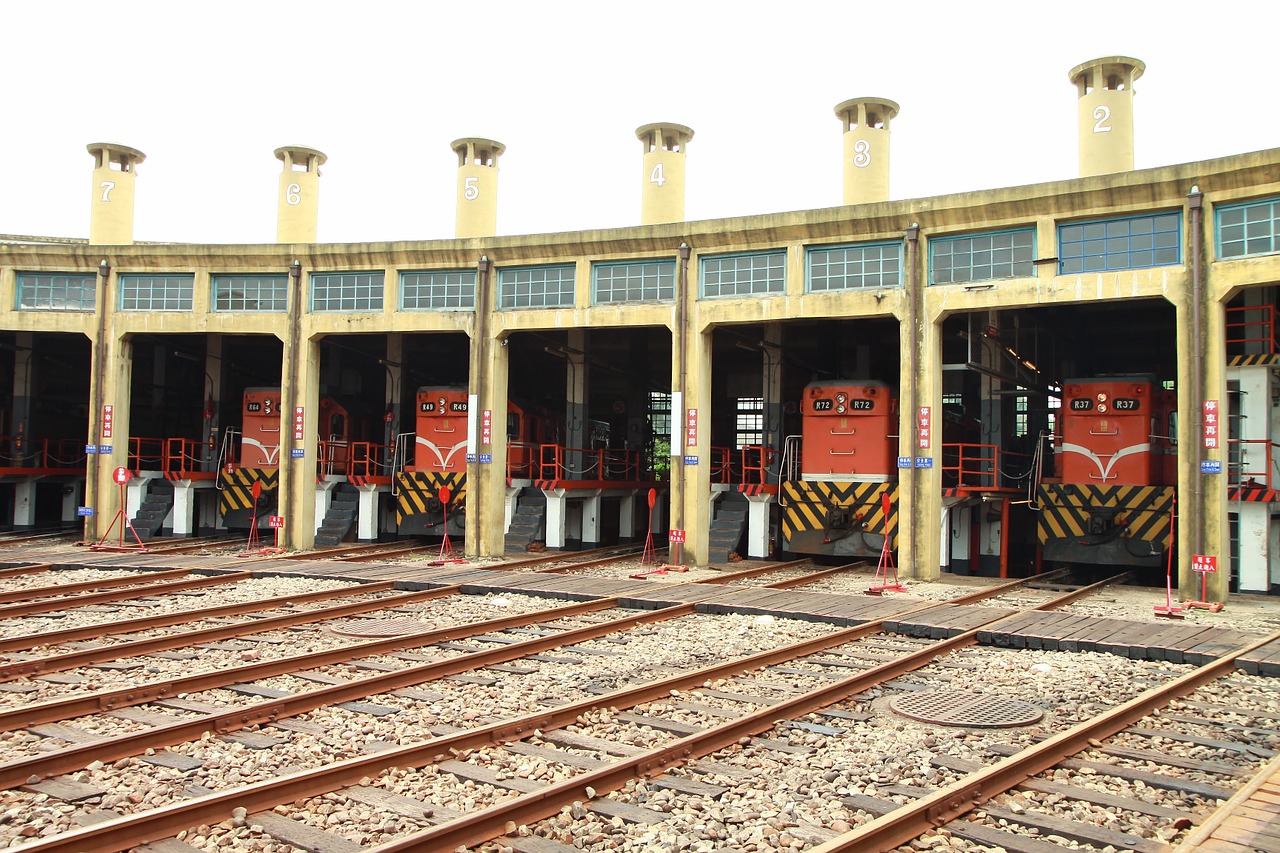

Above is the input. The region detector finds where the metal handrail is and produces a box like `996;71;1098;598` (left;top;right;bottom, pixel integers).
1225;304;1279;354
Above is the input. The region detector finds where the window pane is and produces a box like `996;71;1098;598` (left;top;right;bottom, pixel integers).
15;272;96;311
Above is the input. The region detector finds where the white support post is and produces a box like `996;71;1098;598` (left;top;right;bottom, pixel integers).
62;484;79;525
172;482;195;536
618;492;636;539
745;493;773;559
581;490;603;546
356;485;380;540
543;488;568;548
505;486;521;533
13;481;36;527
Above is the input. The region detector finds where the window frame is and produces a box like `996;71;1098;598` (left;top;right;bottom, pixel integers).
1215;196;1280;260
15;271;97;312
592;259;676;305
211;274;290;313
929;227;1036;285
309;271;385;313
118;273;195;312
805;240;903;292
496;264;577;309
699;250;786;299
399;269;477;311
1057;211;1182;274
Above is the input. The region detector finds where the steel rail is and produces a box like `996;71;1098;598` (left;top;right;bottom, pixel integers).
0;584;449;682
0;570;253;620
8;570;1125;851
807;626;1280;853
692;557;817;584
0;579;396;657
0;567;199;605
0;563;50;579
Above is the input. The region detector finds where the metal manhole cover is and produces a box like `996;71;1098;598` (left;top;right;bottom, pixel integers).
889;690;1044;728
331;617;433;637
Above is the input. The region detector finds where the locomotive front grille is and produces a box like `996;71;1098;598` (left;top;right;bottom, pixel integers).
219;468;280;515
1036;484;1174;565
782;480;899;554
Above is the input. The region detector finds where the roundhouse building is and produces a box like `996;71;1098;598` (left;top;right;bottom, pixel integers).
2;56;1278;604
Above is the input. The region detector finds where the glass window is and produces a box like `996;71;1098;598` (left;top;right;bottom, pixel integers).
310;271;384;312
930;229;1034;284
807;241;902;291
736;397;764;448
593;260;676;304
212;274;288;312
700;251;785;298
497;265;575;309
119;274;194;311
1217;197;1280;259
15;272;96;311
401;269;476;310
1058;213;1181;274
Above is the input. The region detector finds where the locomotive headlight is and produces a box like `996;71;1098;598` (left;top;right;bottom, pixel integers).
836;392;847;404
837;404;846;413
1097;404;1108;414
1096;393;1108;403
438;397;446;411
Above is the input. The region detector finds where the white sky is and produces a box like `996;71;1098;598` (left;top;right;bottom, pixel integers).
3;1;1276;245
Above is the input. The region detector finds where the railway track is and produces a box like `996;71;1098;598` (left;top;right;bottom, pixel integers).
1;555;1268;852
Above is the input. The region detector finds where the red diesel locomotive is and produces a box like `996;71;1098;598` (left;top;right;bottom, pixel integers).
1036;375;1176;568
780;380;900;558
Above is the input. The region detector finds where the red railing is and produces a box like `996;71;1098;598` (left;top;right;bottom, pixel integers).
0;436;85;470
740;445;775;485
1226;304;1279;354
347;441;393;480
1229;438;1280;490
164;437;214;478
507;441;539;480
536;444;642;482
941;442;999;489
709;447;733;483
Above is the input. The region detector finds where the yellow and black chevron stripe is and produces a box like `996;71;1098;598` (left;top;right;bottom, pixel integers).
1036;483;1173;567
781;480;898;557
395;471;467;528
219;468;279;514
1228;353;1280;366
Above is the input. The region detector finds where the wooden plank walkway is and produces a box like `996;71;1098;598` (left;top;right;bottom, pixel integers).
40;555;1278;672
1172;750;1280;853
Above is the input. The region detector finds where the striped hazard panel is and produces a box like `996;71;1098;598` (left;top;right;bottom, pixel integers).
781;480;899;546
395;471;466;523
1229;484;1280;502
1036;484;1173;548
219;468;279;516
1228;353;1280;367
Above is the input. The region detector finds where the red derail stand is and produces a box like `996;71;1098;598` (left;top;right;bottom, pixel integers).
631;488;688;579
91;467;149;553
866;491;906;595
238;481;284;557
429;485;468;566
1154;495;1184;618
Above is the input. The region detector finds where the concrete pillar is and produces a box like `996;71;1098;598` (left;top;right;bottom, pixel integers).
637;123;694;225
834;98;899;205
452;138;504;238
544;488;568;549
745;493;773;559
581;490;602;546
1070;56;1143;178
275;146;327;243
282;336;321;548
172;483;196;536
13;481;36;528
87;142;145;245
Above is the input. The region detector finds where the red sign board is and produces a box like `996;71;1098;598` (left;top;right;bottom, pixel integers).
269;515;285;529
294;406;305;441
102;404;114;439
112;466;130;485
686;408;697;447
481;408;492;445
1203;400;1219;449
668;529;686;543
918;406;931;449
1192;554;1218;573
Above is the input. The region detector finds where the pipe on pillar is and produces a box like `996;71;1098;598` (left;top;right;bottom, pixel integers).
84;259;112;540
281;259;303;548
1188;186;1205;579
671;243;691;554
904;224;921;573
468;255;492;556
